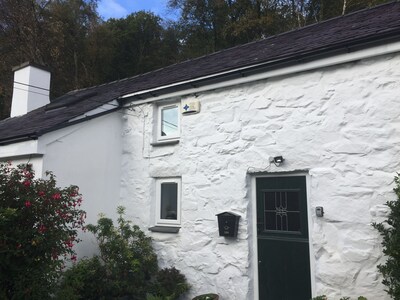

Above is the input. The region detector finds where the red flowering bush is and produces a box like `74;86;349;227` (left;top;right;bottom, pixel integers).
0;162;86;299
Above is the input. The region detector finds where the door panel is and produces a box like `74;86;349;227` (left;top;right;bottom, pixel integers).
256;176;311;300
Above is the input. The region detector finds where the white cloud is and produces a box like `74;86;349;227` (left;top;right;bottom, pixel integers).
98;0;129;20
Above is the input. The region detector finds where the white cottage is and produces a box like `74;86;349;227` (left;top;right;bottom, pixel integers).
1;2;400;299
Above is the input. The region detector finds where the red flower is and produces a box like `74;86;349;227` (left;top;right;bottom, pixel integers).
71;255;77;262
25;201;31;208
38;191;45;197
52;193;61;200
64;240;74;248
23;180;31;187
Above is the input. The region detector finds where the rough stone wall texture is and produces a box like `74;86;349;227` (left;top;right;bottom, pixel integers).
121;53;400;299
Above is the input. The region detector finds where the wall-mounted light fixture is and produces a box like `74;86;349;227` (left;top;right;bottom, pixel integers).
269;156;285;167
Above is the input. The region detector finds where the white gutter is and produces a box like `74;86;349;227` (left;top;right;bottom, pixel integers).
121;40;400;106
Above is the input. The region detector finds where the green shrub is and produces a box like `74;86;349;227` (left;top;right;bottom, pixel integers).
56;257;107;299
151;267;190;299
373;174;400;299
57;206;189;299
0;163;86;299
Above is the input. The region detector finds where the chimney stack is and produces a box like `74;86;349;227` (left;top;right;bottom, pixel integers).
10;62;51;117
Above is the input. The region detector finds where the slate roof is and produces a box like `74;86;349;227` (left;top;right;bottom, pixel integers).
1;1;400;144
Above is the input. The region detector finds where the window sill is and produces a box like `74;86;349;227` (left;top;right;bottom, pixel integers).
149;226;180;233
150;140;179;147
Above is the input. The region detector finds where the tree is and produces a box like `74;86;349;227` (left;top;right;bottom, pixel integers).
373;175;400;299
305;0;390;23
224;0;303;44
0;162;86;299
0;0;47;119
168;0;231;57
44;0;101;93
103;11;179;81
0;0;101;118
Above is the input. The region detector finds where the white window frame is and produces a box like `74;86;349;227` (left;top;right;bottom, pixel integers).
157;103;180;142
155;178;181;226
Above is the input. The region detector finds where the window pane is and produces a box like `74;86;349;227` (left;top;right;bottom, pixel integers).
287;191;300;211
161;106;178;137
287;212;301;232
265;212;276;230
263;191;300;233
264;192;275;210
160;182;178;220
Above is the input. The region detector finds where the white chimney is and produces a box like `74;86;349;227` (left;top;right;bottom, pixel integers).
10;62;51;117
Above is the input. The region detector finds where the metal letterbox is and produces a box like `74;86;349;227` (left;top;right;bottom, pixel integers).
216;212;240;237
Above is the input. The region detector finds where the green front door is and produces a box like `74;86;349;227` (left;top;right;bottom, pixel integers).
256;176;311;300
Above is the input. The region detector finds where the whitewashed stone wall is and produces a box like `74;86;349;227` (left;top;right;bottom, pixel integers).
121;52;400;299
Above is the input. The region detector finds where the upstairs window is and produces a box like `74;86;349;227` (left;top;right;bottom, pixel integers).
156;178;181;226
157;104;180;141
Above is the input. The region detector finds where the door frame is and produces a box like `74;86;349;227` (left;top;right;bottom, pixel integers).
250;172;316;300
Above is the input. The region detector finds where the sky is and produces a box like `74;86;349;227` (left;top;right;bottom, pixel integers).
97;0;178;20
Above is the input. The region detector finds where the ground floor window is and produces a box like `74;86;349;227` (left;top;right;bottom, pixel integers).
155;178;181;226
